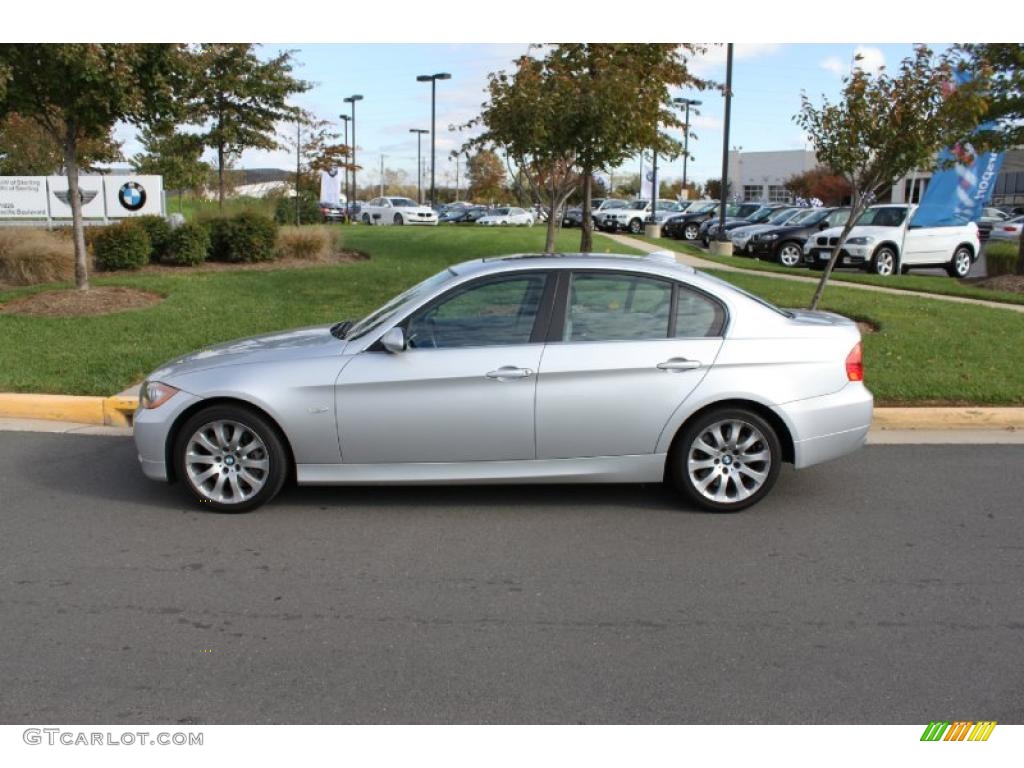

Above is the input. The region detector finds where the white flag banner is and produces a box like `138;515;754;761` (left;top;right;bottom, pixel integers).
320;169;342;205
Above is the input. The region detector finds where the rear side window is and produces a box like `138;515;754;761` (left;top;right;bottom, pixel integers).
564;273;672;342
675;286;726;337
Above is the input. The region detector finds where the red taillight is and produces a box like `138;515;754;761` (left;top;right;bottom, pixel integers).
846;342;864;382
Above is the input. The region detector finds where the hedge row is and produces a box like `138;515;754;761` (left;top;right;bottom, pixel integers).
94;213;278;271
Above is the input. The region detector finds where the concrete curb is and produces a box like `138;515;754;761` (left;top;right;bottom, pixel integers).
0;391;1022;432
0;393;136;427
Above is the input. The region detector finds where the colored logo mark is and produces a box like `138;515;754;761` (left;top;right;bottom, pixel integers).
920;721;996;742
118;181;147;212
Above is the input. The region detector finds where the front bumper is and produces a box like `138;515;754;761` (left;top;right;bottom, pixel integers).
804;246;868;267
782;383;873;469
133;390;201;482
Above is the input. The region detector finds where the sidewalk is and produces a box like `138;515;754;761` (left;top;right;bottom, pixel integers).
609;233;1024;315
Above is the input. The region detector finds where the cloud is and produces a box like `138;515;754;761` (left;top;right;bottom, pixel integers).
688;44;784;77
821;46;887;78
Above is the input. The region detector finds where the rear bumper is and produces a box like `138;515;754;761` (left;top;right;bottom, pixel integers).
782;383;874;469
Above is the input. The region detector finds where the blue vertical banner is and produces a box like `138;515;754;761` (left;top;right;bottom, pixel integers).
911;74;1005;228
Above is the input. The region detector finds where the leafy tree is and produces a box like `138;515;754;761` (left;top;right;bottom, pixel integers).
186;44;309;209
795;46;988;309
131;125;208;211
280;112;351;223
0;44;186;289
1;113;122;175
466;149;507;202
958;43;1024;273
784;166;853;206
703;178;732;200
545;44;709;251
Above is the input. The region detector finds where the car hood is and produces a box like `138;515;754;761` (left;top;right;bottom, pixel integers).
730;223;778;237
149;325;345;382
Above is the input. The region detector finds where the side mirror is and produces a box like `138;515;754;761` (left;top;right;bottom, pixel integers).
381;327;406;354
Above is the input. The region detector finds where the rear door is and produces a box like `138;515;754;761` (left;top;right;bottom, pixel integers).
535;271;725;459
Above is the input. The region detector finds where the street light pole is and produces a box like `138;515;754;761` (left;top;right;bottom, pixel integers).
416;72;451;207
717;44;734;246
343;94;363;216
409;128;428;204
673;97;702;195
339;113;351;214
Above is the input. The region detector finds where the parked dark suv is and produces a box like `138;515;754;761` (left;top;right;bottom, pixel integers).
662;201;721;240
744;207;852;267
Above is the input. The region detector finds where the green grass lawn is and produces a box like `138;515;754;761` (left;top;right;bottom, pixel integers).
0;226;1021;405
627;235;1024;306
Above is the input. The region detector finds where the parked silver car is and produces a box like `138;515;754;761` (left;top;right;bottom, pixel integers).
134;252;873;513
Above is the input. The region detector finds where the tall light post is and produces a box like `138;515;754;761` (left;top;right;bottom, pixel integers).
409;128;428;204
339;113;351;213
716;44;734;247
673;97;702;194
343;94;363;213
416;72;451;207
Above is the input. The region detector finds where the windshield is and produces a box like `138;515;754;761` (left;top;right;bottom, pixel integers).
656;201;682;211
625;200;648;210
768;208;801;225
389;198;417;207
346;270;455;341
602;200;627;210
692;202;718;214
787;209;822;225
747;208;776;223
856;206;908;227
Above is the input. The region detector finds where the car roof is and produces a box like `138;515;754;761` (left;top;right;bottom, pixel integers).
465;252;701;283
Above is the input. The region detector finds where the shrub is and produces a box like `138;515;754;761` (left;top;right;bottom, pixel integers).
0;228;74;286
275;193;323;226
133;215;173;261
275;225;333;261
161;222;210;266
984;241;1020;277
207;212;278;263
92;222;151;271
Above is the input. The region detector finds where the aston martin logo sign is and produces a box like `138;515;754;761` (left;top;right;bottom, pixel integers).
52;188;100;206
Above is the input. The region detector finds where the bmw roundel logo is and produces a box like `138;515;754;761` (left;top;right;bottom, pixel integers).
118;181;147;212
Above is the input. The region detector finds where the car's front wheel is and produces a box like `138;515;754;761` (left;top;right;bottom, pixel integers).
670;408;782;513
361;213;371;225
776;242;804;267
947;246;972;278
870;246;897;276
684;223;700;240
173;405;289;513
393;213;404;226
628;218;643;234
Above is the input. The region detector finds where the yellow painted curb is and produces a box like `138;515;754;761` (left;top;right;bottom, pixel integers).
0;393;138;427
872;408;1024;431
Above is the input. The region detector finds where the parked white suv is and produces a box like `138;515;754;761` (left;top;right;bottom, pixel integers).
601;199;686;234
804;204;980;277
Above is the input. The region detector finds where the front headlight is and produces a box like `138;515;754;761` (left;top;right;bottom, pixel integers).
139;381;179;409
761;233;779;241
846;236;875;245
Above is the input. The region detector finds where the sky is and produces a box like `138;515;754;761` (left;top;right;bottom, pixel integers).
114;43;935;189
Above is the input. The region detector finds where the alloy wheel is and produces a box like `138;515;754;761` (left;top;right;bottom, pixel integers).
686;419;772;504
184;420;270;505
778;243;802;267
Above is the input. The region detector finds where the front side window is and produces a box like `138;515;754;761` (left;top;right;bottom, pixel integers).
564;274;672;342
405;274;548;349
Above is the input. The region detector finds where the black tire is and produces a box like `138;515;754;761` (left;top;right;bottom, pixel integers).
670;407;782;513
393;213;404;225
775;241;804;268
628;218;643;234
173;405;289;513
947;245;973;278
684;223;700;240
870;246;897;276
361;213;371;225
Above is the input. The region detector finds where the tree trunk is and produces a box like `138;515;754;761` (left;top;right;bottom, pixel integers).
217;144;225;211
579;165;594;253
64;129;89;291
544;175;558;253
809;190;863;311
1017;225;1024;276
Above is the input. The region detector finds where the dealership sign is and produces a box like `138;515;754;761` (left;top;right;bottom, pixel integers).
0;175;164;220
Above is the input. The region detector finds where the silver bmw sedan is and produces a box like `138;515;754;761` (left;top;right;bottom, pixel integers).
134;251;872;513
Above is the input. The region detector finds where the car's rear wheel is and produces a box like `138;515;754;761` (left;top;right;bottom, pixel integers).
684;223;700;240
870;246;897;276
628;218;643;234
947;246;972;278
776;242;804;267
670;408;782;513
361;213;371;225
174;405;288;513
393;213;404;225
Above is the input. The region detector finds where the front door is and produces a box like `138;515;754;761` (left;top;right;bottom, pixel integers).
335;272;551;464
536;272;724;459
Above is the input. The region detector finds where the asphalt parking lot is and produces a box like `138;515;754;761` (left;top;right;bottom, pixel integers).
1;432;1022;724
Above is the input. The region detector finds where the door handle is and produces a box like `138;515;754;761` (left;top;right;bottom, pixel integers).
657;358;702;372
486;366;533;380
